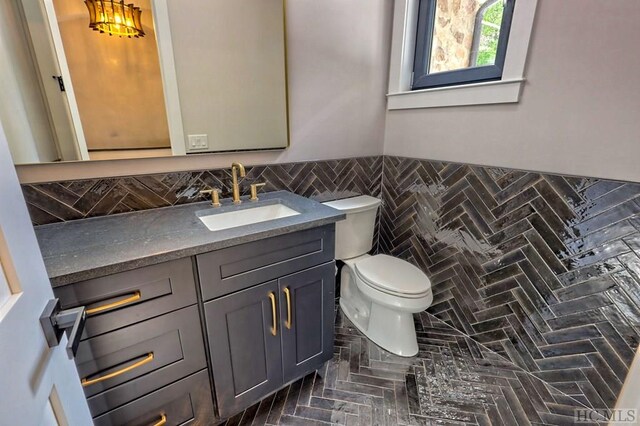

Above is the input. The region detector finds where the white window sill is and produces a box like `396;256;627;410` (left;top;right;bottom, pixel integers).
387;78;525;110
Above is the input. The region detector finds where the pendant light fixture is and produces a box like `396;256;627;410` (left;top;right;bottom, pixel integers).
85;0;145;38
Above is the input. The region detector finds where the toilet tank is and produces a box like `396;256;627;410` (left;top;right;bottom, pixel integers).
323;195;382;260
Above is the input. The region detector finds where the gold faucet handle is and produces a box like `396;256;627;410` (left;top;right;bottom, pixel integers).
199;188;221;207
250;183;266;201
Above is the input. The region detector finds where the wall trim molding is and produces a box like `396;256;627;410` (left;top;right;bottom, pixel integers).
387;78;525;110
16;150;290;184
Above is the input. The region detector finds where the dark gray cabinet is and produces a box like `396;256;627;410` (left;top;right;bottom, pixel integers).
205;280;284;417
205;262;335;418
280;262;335;383
52;223;336;423
53;259;210;422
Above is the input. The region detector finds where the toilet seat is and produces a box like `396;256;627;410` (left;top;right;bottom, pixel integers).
354;254;431;298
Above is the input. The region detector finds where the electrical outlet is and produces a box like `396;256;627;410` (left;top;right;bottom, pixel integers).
188;134;209;150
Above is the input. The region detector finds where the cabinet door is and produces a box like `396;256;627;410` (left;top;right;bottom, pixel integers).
205;280;283;418
279;262;335;383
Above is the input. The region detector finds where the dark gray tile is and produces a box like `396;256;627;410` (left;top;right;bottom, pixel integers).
379;156;640;413
24;157;384;225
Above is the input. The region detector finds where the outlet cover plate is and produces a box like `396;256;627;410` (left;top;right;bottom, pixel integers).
188;134;209;151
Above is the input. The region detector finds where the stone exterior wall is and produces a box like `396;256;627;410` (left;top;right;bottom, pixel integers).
429;0;488;72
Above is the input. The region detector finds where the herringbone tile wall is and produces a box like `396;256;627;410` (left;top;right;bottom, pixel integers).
378;155;640;411
22;157;383;225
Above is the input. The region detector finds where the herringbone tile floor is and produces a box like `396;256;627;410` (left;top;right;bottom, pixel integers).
219;306;605;426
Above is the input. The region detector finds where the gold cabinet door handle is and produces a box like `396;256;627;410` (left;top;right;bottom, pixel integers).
85;291;141;316
151;414;167;426
283;287;292;329
268;292;277;336
81;352;154;387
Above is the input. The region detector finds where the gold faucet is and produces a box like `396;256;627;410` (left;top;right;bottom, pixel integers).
199;188;221;207
231;162;246;204
250;182;266;201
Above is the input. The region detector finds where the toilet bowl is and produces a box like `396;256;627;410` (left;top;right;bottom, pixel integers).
323;196;433;357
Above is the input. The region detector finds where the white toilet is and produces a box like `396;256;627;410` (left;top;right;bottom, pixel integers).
323;195;433;357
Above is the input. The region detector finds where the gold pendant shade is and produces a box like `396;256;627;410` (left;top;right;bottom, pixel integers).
85;0;145;38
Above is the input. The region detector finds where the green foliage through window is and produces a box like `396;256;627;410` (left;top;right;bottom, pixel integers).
475;0;504;66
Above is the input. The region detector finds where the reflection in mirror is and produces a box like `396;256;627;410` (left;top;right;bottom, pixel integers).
9;0;288;165
55;0;171;158
169;0;289;155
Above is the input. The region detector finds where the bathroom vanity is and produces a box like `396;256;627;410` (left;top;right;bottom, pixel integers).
35;191;344;424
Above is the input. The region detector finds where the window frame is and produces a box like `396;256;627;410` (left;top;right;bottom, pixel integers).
412;0;515;90
387;0;538;110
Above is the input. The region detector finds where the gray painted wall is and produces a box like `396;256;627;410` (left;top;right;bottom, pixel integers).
384;0;640;183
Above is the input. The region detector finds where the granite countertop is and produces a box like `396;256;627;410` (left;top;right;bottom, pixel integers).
35;191;345;287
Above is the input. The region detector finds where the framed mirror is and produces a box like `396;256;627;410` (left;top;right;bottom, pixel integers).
10;0;289;165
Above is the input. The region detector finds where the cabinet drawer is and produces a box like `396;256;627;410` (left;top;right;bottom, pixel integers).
92;369;214;426
54;258;197;339
197;225;335;301
77;305;207;417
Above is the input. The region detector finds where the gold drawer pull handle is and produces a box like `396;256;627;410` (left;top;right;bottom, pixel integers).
85;291;141;316
268;292;277;336
81;352;154;387
152;414;167;426
283;287;292;329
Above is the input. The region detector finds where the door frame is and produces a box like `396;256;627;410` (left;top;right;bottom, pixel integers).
151;0;186;156
613;347;640;424
19;0;90;161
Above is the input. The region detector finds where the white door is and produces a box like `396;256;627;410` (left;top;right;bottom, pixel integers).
0;122;91;424
20;0;90;161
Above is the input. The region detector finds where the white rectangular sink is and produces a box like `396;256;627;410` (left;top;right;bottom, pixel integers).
198;203;300;232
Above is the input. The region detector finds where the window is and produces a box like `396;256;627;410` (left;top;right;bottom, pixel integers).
412;0;515;90
386;0;537;109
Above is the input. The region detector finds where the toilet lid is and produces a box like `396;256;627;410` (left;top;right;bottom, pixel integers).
355;255;431;296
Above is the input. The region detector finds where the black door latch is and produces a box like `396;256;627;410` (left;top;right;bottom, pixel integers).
52;75;65;92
